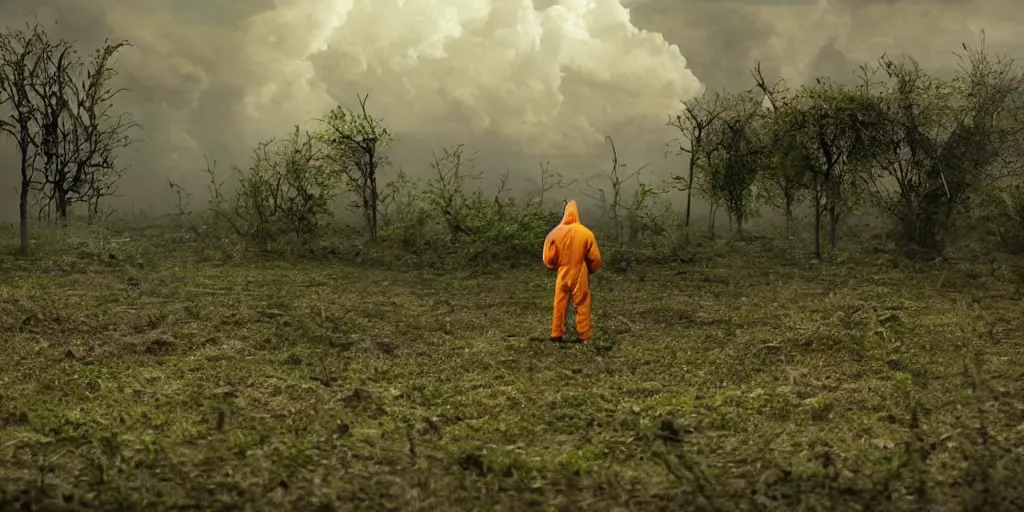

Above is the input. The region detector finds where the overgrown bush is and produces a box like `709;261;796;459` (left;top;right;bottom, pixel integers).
220;127;338;251
972;182;1024;254
862;46;1024;258
375;146;561;268
175;130;707;270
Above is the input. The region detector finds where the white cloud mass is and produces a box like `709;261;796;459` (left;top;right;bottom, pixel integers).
1;0;1021;217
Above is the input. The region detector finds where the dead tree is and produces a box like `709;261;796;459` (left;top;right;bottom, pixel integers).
33;39;135;224
0;25;47;254
426;144;480;237
582;136;650;246
537;161;576;205
493;168;511;211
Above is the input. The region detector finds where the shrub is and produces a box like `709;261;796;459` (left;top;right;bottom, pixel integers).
225;127;338;250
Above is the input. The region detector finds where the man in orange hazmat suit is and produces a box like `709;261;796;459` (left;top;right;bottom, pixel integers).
543;200;602;343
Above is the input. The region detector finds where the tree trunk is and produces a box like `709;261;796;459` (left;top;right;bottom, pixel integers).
813;194;822;259
361;179;373;239
56;186;69;227
707;203;717;237
828;203;839;248
370;181;378;241
784;198;793;237
368;151;378;241
684;157;695;226
18;149;30;255
89;196;100;222
736;211;744;236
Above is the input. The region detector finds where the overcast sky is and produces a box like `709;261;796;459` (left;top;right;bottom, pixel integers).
1;0;1021;219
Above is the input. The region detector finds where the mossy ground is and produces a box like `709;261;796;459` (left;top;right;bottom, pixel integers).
1;223;1023;511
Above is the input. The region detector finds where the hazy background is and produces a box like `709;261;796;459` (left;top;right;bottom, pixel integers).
0;0;1021;222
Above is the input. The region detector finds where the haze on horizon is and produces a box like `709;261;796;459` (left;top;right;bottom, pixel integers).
0;0;1021;221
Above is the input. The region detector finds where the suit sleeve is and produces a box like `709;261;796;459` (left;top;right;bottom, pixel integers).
542;233;559;270
585;235;602;274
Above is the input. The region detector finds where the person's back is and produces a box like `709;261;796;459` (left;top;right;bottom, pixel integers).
542;200;602;342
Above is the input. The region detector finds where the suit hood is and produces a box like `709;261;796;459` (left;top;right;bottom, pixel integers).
560;200;581;225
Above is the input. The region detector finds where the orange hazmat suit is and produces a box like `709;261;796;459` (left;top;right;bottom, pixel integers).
542;200;602;342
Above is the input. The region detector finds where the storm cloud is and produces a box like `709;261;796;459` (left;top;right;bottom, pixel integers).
0;0;1021;219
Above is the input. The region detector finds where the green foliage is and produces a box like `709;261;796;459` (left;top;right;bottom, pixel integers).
861;45;1024;257
626;173;673;245
315;94;394;240
702;90;769;234
971;182;1024;253
317;100;394;151
227;126;338;249
862;56;967;256
455;196;560;266
783;79;878;254
758;107;811;231
376;145;561;267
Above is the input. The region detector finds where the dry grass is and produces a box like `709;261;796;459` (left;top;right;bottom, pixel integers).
1;225;1023;511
